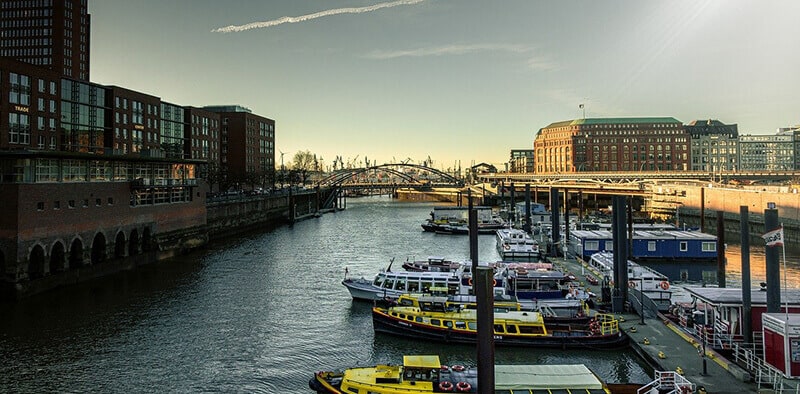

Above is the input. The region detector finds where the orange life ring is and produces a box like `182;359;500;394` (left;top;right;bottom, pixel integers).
440;365;450;371
493;279;498;287
468;277;472;286
660;281;670;290
456;381;472;392
451;365;466;372
439;380;454;392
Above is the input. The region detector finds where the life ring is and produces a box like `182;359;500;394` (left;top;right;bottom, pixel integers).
455;381;472;392
609;280;614;287
440;365;450;372
467;277;472;286
628;281;636;289
503;243;510;250
439;380;454;392
451;364;466;372
660;281;670;290
516;268;528;276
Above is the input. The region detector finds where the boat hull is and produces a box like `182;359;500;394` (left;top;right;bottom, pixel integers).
372;309;628;349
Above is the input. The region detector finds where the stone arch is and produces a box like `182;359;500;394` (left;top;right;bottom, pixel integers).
129;229;140;256
50;241;66;273
69;238;84;269
142;227;153;252
91;232;107;265
114;231;126;258
28;244;46;279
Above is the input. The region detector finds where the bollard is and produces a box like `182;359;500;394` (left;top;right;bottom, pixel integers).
642;337;650;345
658;351;666;359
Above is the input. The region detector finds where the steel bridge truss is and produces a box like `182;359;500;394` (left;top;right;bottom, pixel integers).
317;163;464;190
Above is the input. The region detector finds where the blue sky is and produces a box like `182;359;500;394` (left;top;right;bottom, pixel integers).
89;0;800;171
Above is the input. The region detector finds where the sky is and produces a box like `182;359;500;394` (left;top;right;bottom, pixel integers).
89;0;800;171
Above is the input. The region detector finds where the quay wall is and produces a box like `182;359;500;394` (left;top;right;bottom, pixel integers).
649;183;800;243
0;184;337;300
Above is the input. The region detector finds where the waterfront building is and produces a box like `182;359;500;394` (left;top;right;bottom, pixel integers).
685;119;739;172
739;131;794;171
0;0;90;81
534;117;689;174
509;149;534;173
204;105;275;189
0;57;62;151
106;86;161;156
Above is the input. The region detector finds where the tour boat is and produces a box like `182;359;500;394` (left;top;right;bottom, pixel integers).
371;295;627;349
309;354;615;393
587;251;673;311
495;227;541;261
343;270;465;301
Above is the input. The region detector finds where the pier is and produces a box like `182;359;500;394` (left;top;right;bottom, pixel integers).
553;255;798;393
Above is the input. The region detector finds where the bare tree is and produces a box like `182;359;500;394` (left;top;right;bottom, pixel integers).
291;150;316;185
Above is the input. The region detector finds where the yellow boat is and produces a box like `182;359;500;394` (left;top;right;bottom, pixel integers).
309;354;612;393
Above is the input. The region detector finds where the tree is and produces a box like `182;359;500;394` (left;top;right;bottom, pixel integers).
291;150;316;185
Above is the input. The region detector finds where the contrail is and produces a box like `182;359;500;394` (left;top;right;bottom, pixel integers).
212;0;426;33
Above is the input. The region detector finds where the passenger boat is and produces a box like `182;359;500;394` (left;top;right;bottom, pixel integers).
421;206;507;234
587;251;672;311
309;354;616;393
495;227;541;261
342;267;466;301
401;256;462;272
372;295;627;349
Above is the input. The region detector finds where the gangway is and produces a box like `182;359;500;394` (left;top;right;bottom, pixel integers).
636;370;694;394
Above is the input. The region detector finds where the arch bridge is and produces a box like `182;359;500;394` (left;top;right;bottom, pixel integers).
317;163;464;193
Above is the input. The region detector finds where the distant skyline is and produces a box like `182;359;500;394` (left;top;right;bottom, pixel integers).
89;0;800;170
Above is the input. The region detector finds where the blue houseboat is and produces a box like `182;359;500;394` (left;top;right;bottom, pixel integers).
569;229;718;283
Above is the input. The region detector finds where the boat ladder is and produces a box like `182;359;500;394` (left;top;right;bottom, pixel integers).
636;370;694;394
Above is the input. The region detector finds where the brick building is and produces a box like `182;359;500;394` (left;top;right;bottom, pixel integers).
0;0;90;81
204;105;275;188
534;117;689;174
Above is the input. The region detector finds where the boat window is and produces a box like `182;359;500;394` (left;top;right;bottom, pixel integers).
421;281;432;293
383;278;395;289
455;321;466;329
702;242;716;252
444;321;453;328
407;281;420;292
680;241;688;252
648;241;657;252
373;275;385;287
493;324;504;333
585;240;599;251
468;322;477;330
416;317;424;323
605;241;614;251
506;325;518;334
407;315;414;321
518;325;545;335
399;298;414;307
447;283;459;294
431;319;441;326
395;278;406;291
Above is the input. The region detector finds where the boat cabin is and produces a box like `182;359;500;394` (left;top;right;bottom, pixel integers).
372;270;464;295
681;287;800;349
570;229;718;282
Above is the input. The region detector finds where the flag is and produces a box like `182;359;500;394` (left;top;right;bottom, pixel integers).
762;226;784;247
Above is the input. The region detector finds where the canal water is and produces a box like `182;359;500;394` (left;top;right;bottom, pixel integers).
1;196;797;393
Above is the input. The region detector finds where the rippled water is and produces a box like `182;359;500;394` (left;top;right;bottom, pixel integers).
2;196;665;393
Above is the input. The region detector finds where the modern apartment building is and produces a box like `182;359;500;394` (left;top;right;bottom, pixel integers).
534;117;689;173
204;105;275;188
0;0;90;81
509;149;534;173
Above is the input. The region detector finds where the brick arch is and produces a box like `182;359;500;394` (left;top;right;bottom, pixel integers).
91;232;107;265
50;241;66;273
129;229;140;256
68;237;84;270
114;230;126;258
28;244;46;279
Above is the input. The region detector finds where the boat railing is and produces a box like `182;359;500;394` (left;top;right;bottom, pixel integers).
594;313;620;334
636;370;695;394
731;340;800;393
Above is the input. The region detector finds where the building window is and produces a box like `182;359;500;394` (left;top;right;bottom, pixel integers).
68;200;76;209
108;197;114;205
37;202;45;211
9;113;30;145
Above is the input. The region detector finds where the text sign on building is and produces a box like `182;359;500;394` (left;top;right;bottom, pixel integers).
13;105;29;113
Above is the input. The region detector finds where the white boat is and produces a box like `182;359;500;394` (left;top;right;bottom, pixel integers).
495;227;541;261
588;251;671;292
342;265;468;301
